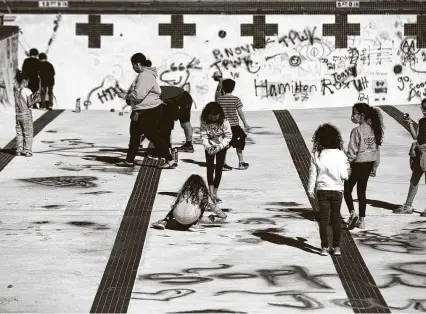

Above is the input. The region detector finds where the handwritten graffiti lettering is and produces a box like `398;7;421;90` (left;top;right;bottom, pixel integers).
408;80;426;101
319;58;336;71
140;264;336;289
331;66;357;84
97;85;120;104
358;93;369;104
333;298;426;311
215;290;325;309
397;76;410;91
210;56;260;75
212;44;255;60
278;27;321;47
254;79;317;99
353;230;425;254
321;77;369;95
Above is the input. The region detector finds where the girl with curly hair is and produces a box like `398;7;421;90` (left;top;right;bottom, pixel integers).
151;174;227;231
308;123;350;256
200;102;232;203
345;103;384;230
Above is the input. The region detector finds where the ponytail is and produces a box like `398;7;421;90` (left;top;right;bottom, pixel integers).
144;60;152;67
368;106;385;146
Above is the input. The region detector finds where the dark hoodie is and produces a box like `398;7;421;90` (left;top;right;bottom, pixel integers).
126;67;162;111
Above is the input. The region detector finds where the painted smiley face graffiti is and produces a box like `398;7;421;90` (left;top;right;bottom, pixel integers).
159;57;202;88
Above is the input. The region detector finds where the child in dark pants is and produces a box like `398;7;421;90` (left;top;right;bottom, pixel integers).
345;103;384;230
216;79;250;170
38;53;55;110
200;102;232;203
308;123;350;256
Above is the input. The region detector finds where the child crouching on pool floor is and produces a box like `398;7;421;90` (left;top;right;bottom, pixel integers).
151;174;227;232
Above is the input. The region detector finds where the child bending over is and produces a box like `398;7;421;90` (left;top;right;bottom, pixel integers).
151;174;227;232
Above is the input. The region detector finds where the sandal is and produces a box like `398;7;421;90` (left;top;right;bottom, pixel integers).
159;160;177;169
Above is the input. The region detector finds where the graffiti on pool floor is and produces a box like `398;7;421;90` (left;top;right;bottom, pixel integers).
134;262;426;311
20;176;98;188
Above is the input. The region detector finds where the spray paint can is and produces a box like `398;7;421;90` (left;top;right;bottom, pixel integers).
403;113;410;120
75;98;81;113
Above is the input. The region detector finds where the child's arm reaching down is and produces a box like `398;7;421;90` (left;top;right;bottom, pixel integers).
236;99;249;128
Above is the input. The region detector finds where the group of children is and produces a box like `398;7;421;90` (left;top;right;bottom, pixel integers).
152;74;251;231
307;101;426;256
152;99;426;259
0;48;55;157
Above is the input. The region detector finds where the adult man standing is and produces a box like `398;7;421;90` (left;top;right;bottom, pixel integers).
159;85;195;153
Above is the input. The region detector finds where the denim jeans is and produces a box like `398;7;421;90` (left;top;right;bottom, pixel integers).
316;190;343;248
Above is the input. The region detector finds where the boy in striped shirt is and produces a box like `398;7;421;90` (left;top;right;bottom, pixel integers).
217;79;250;170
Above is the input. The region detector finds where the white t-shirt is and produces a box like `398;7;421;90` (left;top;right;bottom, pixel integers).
15;87;32;113
308;149;349;193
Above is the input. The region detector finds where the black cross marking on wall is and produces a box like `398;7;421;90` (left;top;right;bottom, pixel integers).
159;15;196;49
76;15;113;49
323;14;360;49
241;15;278;49
404;15;426;49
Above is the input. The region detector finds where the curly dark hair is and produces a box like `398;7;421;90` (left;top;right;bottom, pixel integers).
171;174;211;214
312;123;344;157
200;101;225;126
353;102;385;146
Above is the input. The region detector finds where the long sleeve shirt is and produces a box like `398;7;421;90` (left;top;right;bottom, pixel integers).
347;124;380;171
126;67;162;110
308;149;350;194
200;119;232;152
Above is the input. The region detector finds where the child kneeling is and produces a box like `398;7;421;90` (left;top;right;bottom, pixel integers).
151;174;227;232
308;123;350;256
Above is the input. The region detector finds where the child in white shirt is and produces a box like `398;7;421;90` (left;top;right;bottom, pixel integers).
308;123;350;256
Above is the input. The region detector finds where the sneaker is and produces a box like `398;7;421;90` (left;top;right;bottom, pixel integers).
24;152;33;157
331;247;341;256
393;204;413;214
238;162;249;170
223;163;233;171
116;161;135;168
347;211;359;230
15;150;23;156
188;223;205;232
320;247;329;256
151;220;167;230
159;160;177;169
176;142;194;153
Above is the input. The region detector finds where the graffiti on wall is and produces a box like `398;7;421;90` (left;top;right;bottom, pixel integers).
19;14;426;110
